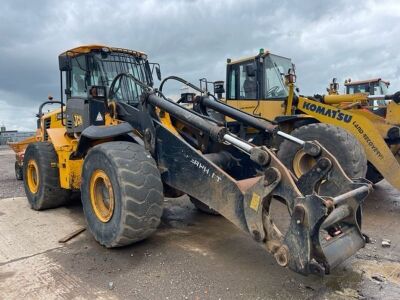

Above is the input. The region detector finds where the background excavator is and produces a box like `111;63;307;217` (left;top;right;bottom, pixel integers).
9;45;372;276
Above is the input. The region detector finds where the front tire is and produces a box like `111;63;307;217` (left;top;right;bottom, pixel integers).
23;142;70;210
81;142;164;248
277;123;367;179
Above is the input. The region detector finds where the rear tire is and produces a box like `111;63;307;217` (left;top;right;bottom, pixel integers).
23;142;70;210
15;161;23;180
81;142;164;248
189;197;220;215
277;123;367;179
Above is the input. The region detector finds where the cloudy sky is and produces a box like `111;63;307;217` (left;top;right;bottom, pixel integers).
1;0;399;131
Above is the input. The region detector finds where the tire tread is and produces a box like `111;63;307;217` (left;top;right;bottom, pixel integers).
277;123;367;179
83;142;163;247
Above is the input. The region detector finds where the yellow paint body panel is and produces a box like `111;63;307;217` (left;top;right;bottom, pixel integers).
323;93;369;104
297;97;400;189
226;99;285;121
46;128;82;190
157;110;180;135
42;105;129;190
386;101;400;125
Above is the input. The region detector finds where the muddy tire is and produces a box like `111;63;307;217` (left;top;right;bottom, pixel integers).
15;161;23;180
81;142;164;248
277;123;367;179
190;197;220;215
23;142;70;210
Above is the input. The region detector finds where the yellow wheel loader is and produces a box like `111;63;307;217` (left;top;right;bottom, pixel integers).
10;45;373;276
216;49;400;189
343;78;390;96
328;77;391;118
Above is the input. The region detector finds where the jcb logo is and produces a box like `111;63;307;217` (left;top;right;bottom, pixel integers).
73;114;83;127
302;101;352;123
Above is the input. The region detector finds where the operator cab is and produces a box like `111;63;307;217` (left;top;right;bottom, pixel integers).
225;49;294;119
57;45;161;135
344;78;390;110
345;78;390;95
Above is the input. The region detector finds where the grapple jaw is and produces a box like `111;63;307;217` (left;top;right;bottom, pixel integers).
281;140;373;274
283;182;369;275
242;143;372;276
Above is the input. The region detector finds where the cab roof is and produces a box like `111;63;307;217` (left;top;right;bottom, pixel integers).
344;78;390;86
59;44;147;59
227;50;291;65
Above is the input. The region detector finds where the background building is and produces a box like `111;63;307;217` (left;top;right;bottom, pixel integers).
0;126;34;145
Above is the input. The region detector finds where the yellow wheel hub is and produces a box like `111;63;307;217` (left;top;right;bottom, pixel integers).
27;159;40;194
89;169;115;223
293;149;317;178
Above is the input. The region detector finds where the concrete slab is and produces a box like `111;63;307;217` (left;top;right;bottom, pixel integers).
0;197;84;264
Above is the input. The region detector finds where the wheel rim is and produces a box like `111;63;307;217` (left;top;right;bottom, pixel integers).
293;149;317;178
27;159;39;193
89;169;115;223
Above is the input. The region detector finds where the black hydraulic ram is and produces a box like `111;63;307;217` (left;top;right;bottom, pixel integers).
197;95;321;157
146;93;270;165
159;76;277;133
199;96;277;133
146;93;227;142
158;76;320;156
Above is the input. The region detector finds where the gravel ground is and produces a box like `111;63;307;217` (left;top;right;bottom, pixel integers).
0;146;25;198
1;146;400;299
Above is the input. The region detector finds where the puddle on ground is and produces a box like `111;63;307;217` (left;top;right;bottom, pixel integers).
323;268;363;291
319;266;364;299
354;260;400;285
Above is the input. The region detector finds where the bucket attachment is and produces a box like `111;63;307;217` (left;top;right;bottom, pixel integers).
241;142;372;276
282;184;369;275
273;141;372;275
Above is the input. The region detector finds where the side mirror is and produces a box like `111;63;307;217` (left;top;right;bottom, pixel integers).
213;81;225;94
285;68;296;84
155;66;162;81
213;81;225;99
59;55;72;71
246;63;256;77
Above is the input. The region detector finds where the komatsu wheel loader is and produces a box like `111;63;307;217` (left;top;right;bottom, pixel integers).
216;49;400;189
10;45;372;276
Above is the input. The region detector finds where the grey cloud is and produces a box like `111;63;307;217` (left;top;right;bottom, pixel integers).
0;0;399;129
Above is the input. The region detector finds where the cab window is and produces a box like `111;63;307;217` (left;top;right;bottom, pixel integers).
264;55;289;99
239;63;257;99
70;55;87;98
228;67;236;99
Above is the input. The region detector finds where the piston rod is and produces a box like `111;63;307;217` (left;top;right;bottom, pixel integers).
277;131;305;146
223;134;253;153
332;185;370;206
